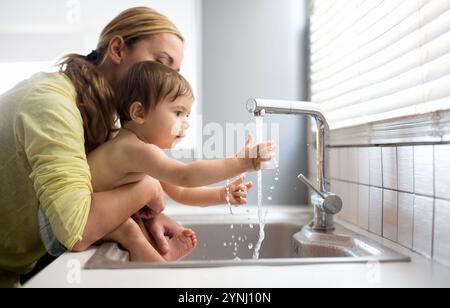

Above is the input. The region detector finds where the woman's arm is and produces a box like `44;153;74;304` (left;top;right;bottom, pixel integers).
72;176;162;251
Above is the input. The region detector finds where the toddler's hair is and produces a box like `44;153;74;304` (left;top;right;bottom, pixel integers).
117;61;193;123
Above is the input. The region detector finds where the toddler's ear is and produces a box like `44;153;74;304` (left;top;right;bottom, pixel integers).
129;101;146;124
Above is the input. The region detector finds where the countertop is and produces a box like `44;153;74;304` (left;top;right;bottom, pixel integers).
24;205;450;288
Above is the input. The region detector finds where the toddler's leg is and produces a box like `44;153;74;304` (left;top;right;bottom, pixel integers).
103;218;165;262
162;229;198;261
134;215;198;262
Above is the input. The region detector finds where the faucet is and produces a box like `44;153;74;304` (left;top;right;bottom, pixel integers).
246;98;342;232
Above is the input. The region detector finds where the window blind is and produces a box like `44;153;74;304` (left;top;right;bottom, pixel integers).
310;0;450;130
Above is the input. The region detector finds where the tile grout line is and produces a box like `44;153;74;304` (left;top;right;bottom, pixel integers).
327;179;450;203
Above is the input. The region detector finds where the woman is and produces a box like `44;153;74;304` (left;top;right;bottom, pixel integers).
0;7;187;287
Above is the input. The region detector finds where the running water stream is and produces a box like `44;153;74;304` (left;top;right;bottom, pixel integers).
253;116;265;259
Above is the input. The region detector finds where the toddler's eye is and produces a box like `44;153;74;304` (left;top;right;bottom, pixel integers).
175;111;183;117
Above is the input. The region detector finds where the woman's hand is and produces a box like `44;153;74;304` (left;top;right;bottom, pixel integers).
223;174;253;206
136;179;166;219
144;213;185;254
237;134;276;171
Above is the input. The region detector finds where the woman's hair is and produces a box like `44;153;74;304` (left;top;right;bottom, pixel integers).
57;7;183;153
117;61;193;123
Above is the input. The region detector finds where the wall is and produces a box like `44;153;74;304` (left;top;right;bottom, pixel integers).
202;0;310;206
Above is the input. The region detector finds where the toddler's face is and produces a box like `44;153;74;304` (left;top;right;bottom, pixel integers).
142;96;193;149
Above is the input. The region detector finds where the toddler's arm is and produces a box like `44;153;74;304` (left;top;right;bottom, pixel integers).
161;176;253;207
122;135;274;188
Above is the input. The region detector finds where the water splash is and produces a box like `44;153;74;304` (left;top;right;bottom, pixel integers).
225;179;233;215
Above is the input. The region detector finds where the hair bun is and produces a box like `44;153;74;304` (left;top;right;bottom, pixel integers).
86;50;99;62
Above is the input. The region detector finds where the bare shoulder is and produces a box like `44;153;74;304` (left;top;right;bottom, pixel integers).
116;131;162;157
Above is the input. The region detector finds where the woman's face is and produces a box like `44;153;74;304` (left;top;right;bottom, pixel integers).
117;33;184;82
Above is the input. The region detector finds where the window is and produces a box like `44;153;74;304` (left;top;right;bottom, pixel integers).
0;0;201;150
310;0;450;130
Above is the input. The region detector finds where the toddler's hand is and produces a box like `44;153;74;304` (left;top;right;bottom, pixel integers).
224;174;253;206
238;133;276;171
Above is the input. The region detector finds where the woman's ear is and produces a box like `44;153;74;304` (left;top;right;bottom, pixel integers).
129;101;146;124
107;35;126;65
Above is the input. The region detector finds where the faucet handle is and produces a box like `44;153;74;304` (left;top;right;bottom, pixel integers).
298;174;343;215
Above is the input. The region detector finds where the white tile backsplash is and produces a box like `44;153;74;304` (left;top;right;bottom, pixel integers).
339;148;348;181
397;146;414;193
369;147;383;187
328;144;450;267
369;187;383;236
347;148;358;183
358;147;370;185
347;183;358;225
434;199;450;268
383;189;398;242
414;146;434;197
435;145;450;200
358;185;370;230
398;193;414;249
330;148;340;180
382;147;398;190
413;196;434;258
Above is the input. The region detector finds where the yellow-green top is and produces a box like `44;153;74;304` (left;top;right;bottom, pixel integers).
0;72;92;287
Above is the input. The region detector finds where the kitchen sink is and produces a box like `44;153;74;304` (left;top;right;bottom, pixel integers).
84;210;410;269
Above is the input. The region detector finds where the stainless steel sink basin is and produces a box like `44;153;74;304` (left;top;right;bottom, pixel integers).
85;211;410;269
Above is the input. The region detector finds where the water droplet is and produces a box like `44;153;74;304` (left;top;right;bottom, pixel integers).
238;237;242;241
268;196;272;201
234;242;238;246
275;177;279;181
229;242;233;246
232;235;235;239
230;224;234;229
270;186;275;190
234;257;241;261
249;224;254;229
234;247;238;251
223;243;227;247
248;243;254;250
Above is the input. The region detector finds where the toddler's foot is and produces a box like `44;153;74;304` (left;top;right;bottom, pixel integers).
163;229;197;261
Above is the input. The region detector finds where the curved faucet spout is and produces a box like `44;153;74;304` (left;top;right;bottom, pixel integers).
246;98;339;231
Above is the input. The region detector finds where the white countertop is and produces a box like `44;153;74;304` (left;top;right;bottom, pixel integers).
24;205;450;288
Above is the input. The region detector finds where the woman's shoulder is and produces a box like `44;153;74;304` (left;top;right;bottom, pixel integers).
16;72;78;113
28;72;76;101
